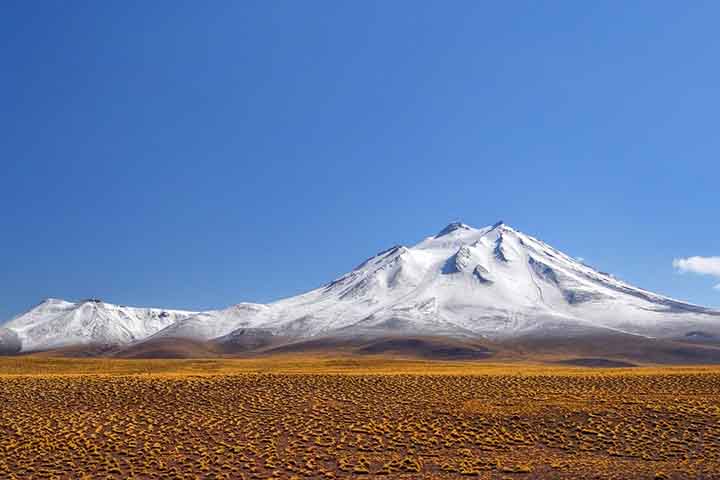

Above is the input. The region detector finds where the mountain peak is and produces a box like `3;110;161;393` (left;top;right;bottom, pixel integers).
40;298;71;306
30;298;75;311
435;221;474;237
81;298;104;305
7;220;720;353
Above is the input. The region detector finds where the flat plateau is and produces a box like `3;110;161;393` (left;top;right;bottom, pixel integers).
1;357;719;479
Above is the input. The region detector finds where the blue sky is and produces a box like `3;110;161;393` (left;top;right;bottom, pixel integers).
2;1;719;320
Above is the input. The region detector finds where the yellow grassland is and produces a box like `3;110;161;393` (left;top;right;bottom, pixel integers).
0;356;719;479
1;355;718;376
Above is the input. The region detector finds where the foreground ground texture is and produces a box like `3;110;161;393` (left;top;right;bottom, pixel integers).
0;358;719;479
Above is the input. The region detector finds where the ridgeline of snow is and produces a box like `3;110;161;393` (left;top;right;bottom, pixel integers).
2;298;195;351
157;221;720;342
3;221;719;351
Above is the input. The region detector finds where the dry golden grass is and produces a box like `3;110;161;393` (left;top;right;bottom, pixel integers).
0;357;719;479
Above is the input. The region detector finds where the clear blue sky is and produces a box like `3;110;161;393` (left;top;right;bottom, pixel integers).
2;1;719;321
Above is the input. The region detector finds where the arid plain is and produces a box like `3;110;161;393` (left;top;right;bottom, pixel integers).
1;357;719;480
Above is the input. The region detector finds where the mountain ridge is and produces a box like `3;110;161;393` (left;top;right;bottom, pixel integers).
2;221;719;353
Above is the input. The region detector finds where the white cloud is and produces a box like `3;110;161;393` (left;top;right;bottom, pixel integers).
673;256;720;293
673;256;720;276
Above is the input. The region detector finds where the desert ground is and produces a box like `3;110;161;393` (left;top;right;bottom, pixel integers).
0;357;719;479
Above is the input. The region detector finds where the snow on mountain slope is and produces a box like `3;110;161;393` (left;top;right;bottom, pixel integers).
0;328;21;354
156;221;720;341
147;303;269;341
3;298;196;351
5;221;719;351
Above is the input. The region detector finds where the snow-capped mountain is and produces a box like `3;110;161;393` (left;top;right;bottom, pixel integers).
156;221;719;342
2;298;196;351
3;221;719;352
152;303;270;341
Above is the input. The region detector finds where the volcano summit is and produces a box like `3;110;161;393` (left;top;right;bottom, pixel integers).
3;221;719;357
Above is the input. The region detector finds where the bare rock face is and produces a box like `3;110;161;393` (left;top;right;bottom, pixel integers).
0;329;21;355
